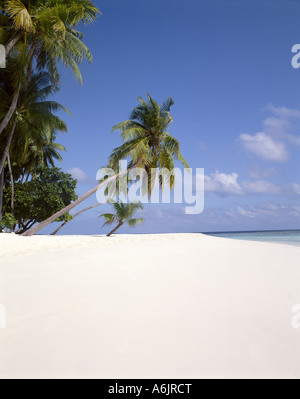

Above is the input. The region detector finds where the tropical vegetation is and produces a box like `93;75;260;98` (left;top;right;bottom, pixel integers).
100;202;144;237
1;166;77;234
0;0;99;231
23;94;189;236
0;1;189;237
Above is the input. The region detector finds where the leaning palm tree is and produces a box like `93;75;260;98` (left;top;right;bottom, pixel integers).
51;202;102;236
23;94;189;236
100;202;144;237
50;167;119;235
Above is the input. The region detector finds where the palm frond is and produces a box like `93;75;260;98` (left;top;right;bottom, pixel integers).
98;213;117;227
127;218;144;227
110;94;189;193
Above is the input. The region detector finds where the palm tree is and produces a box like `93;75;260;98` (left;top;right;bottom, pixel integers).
100;202;144;237
1;0;99;56
0;71;68;217
50;170;118;235
50;202;102;236
109;93;189;195
0;0;100;136
22;94;189;236
0;71;69;175
20;128;66;171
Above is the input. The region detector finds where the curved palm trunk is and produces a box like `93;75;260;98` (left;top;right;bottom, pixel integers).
17;220;36;235
51;202;103;236
0;42;36;139
7;154;14;218
107;222;124;237
22;168;132;237
0;90;19;137
0;121;17;175
25;43;37;83
5;31;23;56
0;168;4;220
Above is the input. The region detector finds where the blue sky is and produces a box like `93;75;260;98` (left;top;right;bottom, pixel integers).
43;0;300;235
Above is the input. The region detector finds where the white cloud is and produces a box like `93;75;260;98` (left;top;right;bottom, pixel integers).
262;104;300;145
237;206;256;218
292;183;300;195
263;116;300;145
263;116;290;136
234;202;300;220
205;170;283;197
239;132;289;162
205;171;244;196
247;165;278;180
243;180;281;195
284;133;300;146
265;104;300;118
240;104;300;165
67;167;88;183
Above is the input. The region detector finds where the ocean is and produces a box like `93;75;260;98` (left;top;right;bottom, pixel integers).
204;230;300;246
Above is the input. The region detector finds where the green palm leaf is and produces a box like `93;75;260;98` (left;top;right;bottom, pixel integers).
99;202;144;236
110;94;190;197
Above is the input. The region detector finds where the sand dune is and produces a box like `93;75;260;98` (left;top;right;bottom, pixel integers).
0;233;299;379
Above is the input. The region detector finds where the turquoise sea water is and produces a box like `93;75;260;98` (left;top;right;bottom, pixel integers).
204;230;300;246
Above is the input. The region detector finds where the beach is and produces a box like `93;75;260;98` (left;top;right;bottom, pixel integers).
0;233;299;379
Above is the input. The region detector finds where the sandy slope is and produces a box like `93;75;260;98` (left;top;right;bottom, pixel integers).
0;233;299;379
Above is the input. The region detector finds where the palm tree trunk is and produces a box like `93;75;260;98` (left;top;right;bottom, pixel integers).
18;220;36;235
22;167;133;237
5;31;23;56
107;222;124;237
0;42;35;144
7;154;14;217
0;121;17;175
0;168;4;220
26;43;37;83
0;90;19;137
50;202;103;236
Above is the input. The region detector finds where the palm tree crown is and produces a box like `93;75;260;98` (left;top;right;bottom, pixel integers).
110;94;189;196
0;71;69;176
100;202;144;237
1;0;100;83
0;0;100;138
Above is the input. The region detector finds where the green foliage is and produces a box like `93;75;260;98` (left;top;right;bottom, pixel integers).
0;212;17;232
99;202;144;236
0;71;69;175
0;0;101;84
0;1;100;235
110;94;189;197
2;167;77;233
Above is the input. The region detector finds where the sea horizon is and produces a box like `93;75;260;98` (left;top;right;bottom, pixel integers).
204;229;300;246
35;229;300;246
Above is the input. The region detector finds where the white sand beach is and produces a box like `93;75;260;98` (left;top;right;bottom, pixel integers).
0;233;299;379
